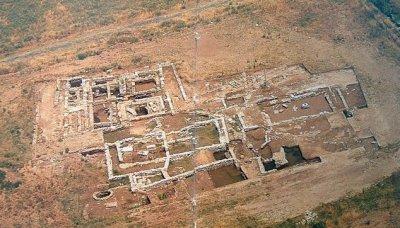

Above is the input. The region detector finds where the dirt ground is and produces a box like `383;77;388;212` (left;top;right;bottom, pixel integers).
0;0;400;227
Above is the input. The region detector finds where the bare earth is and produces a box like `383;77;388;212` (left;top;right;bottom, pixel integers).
0;0;399;227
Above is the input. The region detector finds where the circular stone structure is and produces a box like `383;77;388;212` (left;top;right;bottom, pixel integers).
93;189;114;201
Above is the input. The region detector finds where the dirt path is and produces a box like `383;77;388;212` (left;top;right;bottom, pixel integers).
36;83;61;142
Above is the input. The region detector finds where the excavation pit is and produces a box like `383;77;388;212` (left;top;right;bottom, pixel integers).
208;165;247;188
344;83;368;109
92;87;108;101
93;190;114;201
135;79;157;92
110;85;121;97
282;146;306;166
93;106;109;123
136;106;149;116
213;151;227;160
69;78;82;87
263;160;277;171
343;109;354;118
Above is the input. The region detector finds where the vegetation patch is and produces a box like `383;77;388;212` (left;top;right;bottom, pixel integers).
298;12;317;27
369;0;400;25
272;171;400;227
76;50;102;60
141;28;162;41
131;54;151;66
141;0;182;12
107;31;140;46
160;19;189;34
0;170;21;191
224;1;255;15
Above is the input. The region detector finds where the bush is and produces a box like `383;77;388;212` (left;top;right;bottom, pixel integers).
160;21;172;27
174;20;187;31
76;50;102;60
0;171;5;181
76;53;88;60
276;219;297;228
107;32;139;46
1;180;21;190
0;161;15;169
225;2;254;15
0;67;10;75
311;221;327;228
0;170;21;191
131;54;150;66
141;29;161;41
141;0;180;12
298;12;317;27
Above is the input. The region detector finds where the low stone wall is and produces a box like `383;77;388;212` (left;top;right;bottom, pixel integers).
104;145;114;180
195;158;234;172
170;151;195;160
130;158;234;192
79;146;105;156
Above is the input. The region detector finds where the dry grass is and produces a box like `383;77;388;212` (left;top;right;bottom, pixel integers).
273;171;400;228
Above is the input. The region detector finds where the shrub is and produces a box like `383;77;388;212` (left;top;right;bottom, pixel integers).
76;53;88;60
0;161;15;169
141;29;161;41
76;50;102;60
0;67;10;75
311;221;327;228
160;21;172;27
0;170;21;190
0;171;5;181
174;20;187;31
158;192;168;200
298;12;317;27
1;180;21;190
107;33;139;46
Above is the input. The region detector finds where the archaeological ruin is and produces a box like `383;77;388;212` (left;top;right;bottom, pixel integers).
34;61;379;213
